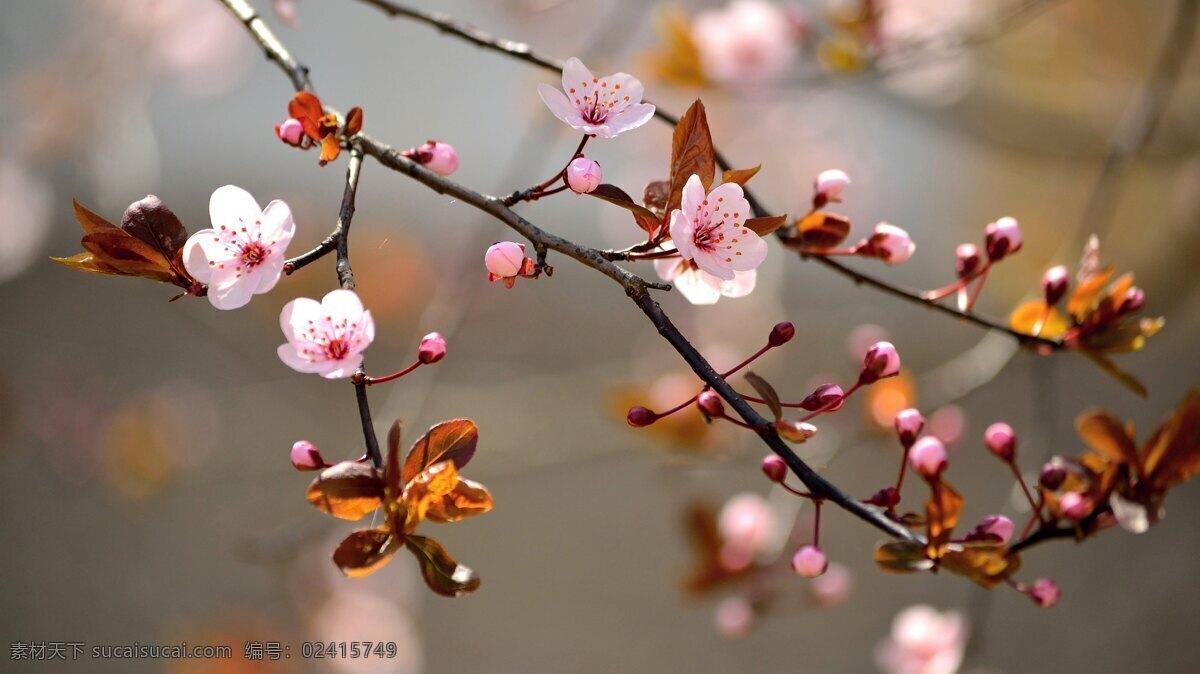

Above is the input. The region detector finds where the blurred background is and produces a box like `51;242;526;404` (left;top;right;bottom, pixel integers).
1;0;1198;672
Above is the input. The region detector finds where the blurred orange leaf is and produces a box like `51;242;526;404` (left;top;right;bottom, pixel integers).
404;535;481;597
792;212;851;248
306;461;385;521
333;527;398;578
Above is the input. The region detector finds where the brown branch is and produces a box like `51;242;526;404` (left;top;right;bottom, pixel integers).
219;0;312;92
352;0;1059;350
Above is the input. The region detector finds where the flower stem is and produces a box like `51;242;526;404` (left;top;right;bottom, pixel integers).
364;359;422;386
1011;463;1047;525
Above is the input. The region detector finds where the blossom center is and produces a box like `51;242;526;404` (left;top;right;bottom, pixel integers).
240;241;269;268
323;338;350;361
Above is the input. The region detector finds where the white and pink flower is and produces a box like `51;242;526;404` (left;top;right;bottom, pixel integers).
277;289;375;379
183;185;295;310
692;0;797;84
654;256;756;305
538;58;655;139
668;174;768;282
876;605;968;674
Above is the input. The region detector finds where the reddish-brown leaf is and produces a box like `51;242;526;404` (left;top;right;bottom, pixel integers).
120;195;188;263
744;215;787;237
80;231;176;282
306;461;385;521
423;477;495;524
402;419;478;485
289;92;325;140
1141;388;1200;490
344;107;363;136
666;100;716;214
589;184;662;234
721;165;761;186
319;135;341;166
384;418;405;498
1009;300;1069;340
1067;265;1114;321
332;527;398;578
793;212;851;248
404;535;481;598
925;480;964;559
743;371;782;421
49;252;122;276
1076;410;1139;469
643;180;671;217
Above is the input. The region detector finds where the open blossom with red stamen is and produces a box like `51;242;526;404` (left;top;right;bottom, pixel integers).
669;174;768;281
277;289;375;379
654;256;756;305
183;185;295;310
537;57;655;138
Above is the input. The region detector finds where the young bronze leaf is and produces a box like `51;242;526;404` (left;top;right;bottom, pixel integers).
80;231;176;282
1008;300;1069;340
423;477;494;524
404;535;481;598
721;165;761;186
1142;388;1200;489
73;199;119;235
120;195;188;263
289;92;325;140
925;481;964;559
1076;410;1139;468
643;180;670;217
744;215;787;237
793;212;851;248
874;540;934;573
306;461;385;521
940;545;1020;589
332;527;398;578
666;99;716;214
402;419;479;485
589;184;662;234
49;252;122;276
384;418;405;497
319;135;341;166
744;371;782;421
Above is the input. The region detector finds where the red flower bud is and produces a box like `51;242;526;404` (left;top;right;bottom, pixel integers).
955;243;981;279
769;321;796;347
1039;460;1067;490
290;440;325;471
761;455;788;483
697;390;725;417
799;383;844;412
984;422;1016;462
626;406;657;427
417;332;447;364
893;408;925;448
1041;265;1070;306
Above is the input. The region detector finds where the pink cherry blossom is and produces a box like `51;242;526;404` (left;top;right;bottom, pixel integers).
654;256;756;305
538;57;655;139
692;0;797;84
566;157;602;194
183;185;295;310
277;289;375;379
718;492;775;571
791;545;828;578
668;175;768;281
876;605;968;674
810;562;853;606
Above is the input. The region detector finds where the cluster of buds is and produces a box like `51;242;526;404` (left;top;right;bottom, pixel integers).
274;92;362;165
788;170;915;266
485;241;541;288
927;216;1024;311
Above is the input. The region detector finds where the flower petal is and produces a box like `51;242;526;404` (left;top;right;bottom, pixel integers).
320;352;364;379
607;103;655;135
279;296;322;342
720;269;757;298
653;257;686;282
209;185;262;231
182;229;217;284
723;230;768;272
674;267;722;305
277;342;326;374
560;57;595;96
668;210;697;261
260;199;296;243
322;288;365;322
206;266;256;310
252;255;286;294
681;174;706;219
693;251;736;281
538;83;578;125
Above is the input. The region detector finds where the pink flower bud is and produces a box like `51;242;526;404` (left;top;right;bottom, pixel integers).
792;545;828;578
768;321;796;347
984;216;1023;261
485;241;526;279
697;390;725;417
984;422;1016;462
909;436;947;480
865;486;900;509
1059;491;1092;520
970;514;1014;544
955;243;981;279
275;118;305;146
776;418;818;443
859;341;901;384
410;140;459;176
1039;460;1067;490
417;332;447;364
859;222;915;265
566;157;602;194
714;596;755;637
761;455;788;483
290;440;325;471
1042;265;1070;306
894;408;925;447
813;169;850;206
1027;578;1061;607
626;406;657;427
799;383;844;412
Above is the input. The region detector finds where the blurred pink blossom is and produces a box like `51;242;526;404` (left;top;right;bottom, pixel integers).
876;605;968;674
717;492;775;570
693;0;797;84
